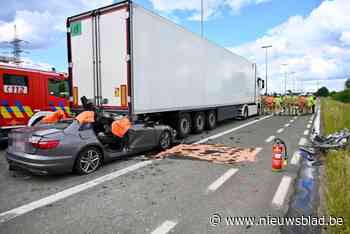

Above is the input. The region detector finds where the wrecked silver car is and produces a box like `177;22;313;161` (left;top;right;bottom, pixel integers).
6;109;174;175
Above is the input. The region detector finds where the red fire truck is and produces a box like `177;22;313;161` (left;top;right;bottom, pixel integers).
0;64;70;142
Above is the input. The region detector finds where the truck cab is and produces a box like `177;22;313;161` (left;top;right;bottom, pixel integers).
0;65;70;142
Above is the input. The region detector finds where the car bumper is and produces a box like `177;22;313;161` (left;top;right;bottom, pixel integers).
6;151;74;175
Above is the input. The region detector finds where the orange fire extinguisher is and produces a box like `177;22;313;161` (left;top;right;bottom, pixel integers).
272;138;288;171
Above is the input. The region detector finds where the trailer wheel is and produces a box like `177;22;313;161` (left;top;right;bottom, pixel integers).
193;112;205;133
177;113;192;138
206;110;217;130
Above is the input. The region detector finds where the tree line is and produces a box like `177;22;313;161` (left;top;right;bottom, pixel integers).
315;78;350;103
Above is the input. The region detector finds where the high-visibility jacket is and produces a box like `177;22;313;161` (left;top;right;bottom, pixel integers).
111;117;131;138
75;111;95;124
306;96;314;107
266;96;274;107
42;110;68;124
298;96;306;106
274;97;282;106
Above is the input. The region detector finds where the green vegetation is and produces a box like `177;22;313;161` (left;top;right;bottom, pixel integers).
315;86;330;97
332;89;350;103
322;98;350;234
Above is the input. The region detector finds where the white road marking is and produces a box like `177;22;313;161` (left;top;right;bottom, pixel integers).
265;135;275;143
290;151;301;165
304;130;309;136
284;123;290;127
308;120;313;124
293;116;298;120
151;220;178;234
207;168;239;192
0;160;153;224
195;115;272;144
277;128;284;133
298;137;308;146
255;147;263;155
307;124;311;129
272;176;293;208
289;119;294;123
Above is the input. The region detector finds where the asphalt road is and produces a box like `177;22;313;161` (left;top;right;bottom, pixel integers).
0;114;314;234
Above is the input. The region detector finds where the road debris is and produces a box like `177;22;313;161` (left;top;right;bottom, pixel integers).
152;144;259;164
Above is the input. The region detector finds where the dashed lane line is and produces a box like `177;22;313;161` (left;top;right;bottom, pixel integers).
255;147;263;155
298;137;308;146
284;123;290;127
306;124;311;129
207;168;239;192
304;130;309;136
290;151;301;165
272;176;293;208
151;220;178;234
265;135;275;143
0;160;153;224
277;128;284;133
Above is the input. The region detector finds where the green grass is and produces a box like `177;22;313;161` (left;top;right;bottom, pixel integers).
322;98;350;234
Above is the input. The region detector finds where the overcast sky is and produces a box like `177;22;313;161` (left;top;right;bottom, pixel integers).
0;0;349;92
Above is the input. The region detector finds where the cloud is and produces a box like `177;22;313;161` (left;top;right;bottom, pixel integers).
0;0;113;49
230;0;350;92
0;0;113;69
149;0;272;21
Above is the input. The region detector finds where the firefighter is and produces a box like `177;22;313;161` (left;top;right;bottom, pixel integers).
274;94;282;115
298;95;307;115
265;95;274;114
291;95;299;115
306;94;314;114
283;94;292;116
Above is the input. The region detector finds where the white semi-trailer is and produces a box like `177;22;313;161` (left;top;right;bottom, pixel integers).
67;0;264;138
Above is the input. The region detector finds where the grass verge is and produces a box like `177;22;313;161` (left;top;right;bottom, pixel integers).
321;98;350;234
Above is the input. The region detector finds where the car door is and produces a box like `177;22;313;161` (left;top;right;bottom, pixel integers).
128;124;158;151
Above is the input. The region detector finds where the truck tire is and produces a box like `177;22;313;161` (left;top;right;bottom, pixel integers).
206;110;217;130
193;112;205;133
177;113;192;138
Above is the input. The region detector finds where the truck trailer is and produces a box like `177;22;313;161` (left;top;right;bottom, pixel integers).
67;0;264;138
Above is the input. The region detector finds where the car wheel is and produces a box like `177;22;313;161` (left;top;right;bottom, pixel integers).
193;112;205;133
75;147;102;175
159;131;172;150
177;113;192;138
206;110;217;130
